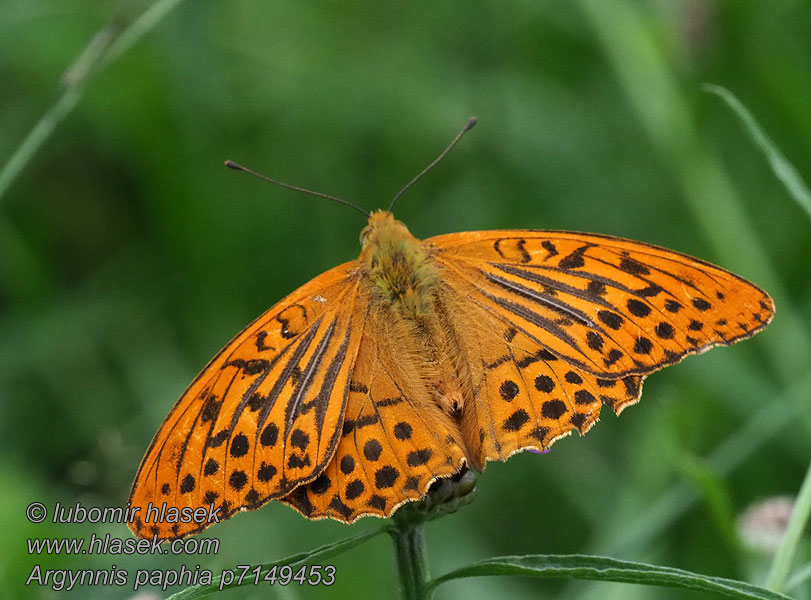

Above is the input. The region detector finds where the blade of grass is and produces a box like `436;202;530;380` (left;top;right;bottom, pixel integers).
785;561;811;593
577;0;810;384
0;0;187;205
703;84;811;222
428;554;794;600
570;6;811;596
165;525;388;600
765;457;811;591
598;372;811;557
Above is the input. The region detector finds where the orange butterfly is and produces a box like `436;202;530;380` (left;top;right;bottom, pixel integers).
128;120;774;540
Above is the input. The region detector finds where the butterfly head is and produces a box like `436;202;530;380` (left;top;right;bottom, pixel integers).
359;210;438;318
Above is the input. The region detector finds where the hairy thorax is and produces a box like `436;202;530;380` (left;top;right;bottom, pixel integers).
359;211;439;320
358;211;467;417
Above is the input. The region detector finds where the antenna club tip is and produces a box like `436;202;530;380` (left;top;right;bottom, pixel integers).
465;117;478;130
224;160;239;170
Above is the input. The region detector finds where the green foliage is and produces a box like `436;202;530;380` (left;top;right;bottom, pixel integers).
2;1;809;599
430;554;794;600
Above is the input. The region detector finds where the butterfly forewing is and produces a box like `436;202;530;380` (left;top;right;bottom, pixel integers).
128;261;367;540
430;230;774;379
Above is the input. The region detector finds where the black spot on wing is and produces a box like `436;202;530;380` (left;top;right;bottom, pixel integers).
619;256;650;275
406;449;432;467
394;422;413;440
363;439;383;461
597;310;624;330
356;414;379;428
541;400;567;420
499;380;519;401
375;466;399;489
503;409;530;431
516;239;531;263
655;322;675;339
326;495;352;518
542;240;558;257
558;245;591;269
310;474;331;495
229;434;249;458
200;395;220;423
255;331;275;352
692;297;712;311
375;396;404;408
626;299;651;317
257;462;277;482
180;475;195;494
225;358;271;376
204;458;219;476
587;280;606;297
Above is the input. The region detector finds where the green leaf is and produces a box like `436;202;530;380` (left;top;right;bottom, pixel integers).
165;526;387;600
428;554;794;600
703;83;811;222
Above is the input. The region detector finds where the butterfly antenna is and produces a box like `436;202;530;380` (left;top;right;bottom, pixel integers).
387;116;477;213
224;160;371;218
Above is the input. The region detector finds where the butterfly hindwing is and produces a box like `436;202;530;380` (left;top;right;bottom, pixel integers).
128;261;366;540
430;230;774;379
281;302;467;521
434;278;644;468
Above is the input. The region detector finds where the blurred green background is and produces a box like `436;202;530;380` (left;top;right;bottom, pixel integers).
1;1;809;598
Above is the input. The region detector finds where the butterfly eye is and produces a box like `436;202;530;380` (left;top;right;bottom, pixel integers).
360;225;371;247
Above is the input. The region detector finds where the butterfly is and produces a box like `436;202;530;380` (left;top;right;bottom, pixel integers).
128;120;774;540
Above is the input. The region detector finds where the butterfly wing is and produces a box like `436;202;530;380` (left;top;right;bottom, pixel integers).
429;276;642;468
429;230;774;378
128;260;367;540
428;230;773;466
280;302;467;521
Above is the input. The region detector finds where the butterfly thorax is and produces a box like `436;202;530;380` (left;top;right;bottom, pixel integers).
360;211;468;424
359;210;439;320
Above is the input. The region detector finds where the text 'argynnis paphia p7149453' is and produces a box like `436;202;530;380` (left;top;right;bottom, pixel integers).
128;119;773;541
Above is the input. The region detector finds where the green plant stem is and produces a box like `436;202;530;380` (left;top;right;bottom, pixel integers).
390;520;431;600
0;0;187;205
765;457;811;591
703;84;811;221
0;85;84;204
